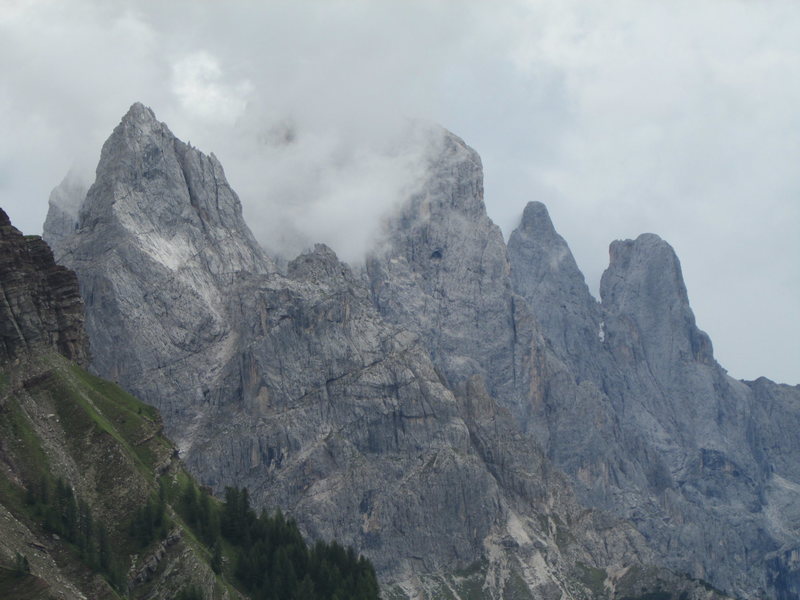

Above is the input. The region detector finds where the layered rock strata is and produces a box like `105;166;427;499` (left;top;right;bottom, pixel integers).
0;208;88;364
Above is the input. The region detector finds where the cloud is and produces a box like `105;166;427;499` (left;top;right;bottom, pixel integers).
0;0;797;383
171;51;252;123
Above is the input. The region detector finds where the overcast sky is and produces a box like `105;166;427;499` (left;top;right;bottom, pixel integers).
1;0;798;384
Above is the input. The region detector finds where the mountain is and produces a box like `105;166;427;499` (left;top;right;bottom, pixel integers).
508;202;800;599
43;102;793;599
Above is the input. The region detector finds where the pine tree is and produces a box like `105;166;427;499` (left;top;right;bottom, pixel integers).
210;541;223;574
14;552;30;577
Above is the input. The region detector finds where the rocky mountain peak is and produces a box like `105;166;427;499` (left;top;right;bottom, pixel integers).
600;233;714;368
366;127;524;408
288;243;354;284
54;102;271;277
602;233;687;306
423;128;486;217
518;200;557;235
124;100;158;123
508;200;600;364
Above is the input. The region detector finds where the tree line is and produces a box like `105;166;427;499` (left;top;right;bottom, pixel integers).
25;476;125;588
176;482;380;600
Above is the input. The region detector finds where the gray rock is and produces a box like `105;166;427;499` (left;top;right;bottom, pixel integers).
0;207;88;365
48;105;671;598
45;103;761;599
508;201;602;364
51;102;271;424
366;130;527;413
509;202;800;598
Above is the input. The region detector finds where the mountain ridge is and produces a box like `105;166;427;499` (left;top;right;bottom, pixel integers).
43;102;799;599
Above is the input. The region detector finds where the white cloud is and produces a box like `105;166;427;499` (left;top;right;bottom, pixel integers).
171;51;252;123
0;0;797;384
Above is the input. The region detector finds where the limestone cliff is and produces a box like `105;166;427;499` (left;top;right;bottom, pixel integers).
509;201;800;598
42;169;87;260
44;103;751;599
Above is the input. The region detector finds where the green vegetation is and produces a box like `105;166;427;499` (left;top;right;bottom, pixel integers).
0;355;382;599
14;552;31;576
172;481;380;600
174;584;205;600
0;359;190;595
24;476;126;589
0;563;49;600
129;482;169;548
575;562;607;596
502;570;534;600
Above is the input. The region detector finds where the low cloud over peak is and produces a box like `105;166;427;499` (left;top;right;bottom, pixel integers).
1;0;798;384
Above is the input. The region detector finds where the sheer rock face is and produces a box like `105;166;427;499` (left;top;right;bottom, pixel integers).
366;131;529;413
508;201;602;364
600;233;714;376
0;208;88;365
509;201;800;598
52;102;272;427
46;105;663;598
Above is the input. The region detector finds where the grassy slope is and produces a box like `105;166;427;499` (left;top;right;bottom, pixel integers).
0;351;243;600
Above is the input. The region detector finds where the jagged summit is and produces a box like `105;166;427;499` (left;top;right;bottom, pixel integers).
43;103;274;423
508;200;599;362
288;243;353;282
52;103;271;277
366;128;524;409
600;232;714;367
124;100;158;122
518;200;557;235
42;103;800;599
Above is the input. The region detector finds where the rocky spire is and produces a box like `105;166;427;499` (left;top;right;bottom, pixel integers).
508;201;602;363
366;128;526;408
600;233;714;376
50;103;273;419
72;102;271;276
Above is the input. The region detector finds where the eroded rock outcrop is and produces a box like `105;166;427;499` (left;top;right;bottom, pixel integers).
0;208;88;364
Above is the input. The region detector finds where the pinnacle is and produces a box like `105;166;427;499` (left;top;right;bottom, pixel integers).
122;101;158;124
518;201;557;236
